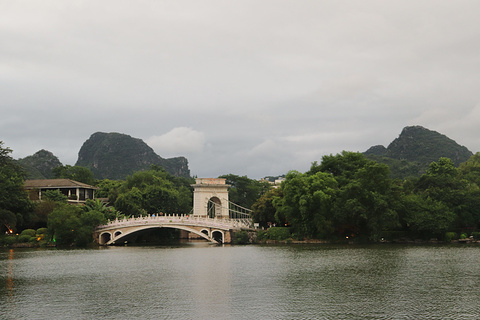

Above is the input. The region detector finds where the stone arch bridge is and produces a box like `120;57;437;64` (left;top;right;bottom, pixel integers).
94;214;253;245
94;178;255;245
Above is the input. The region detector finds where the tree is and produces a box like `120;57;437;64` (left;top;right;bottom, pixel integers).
95;179;124;203
114;167;193;216
84;199;118;221
251;187;283;228
53;165;95;185
47;204;83;245
0;209;17;233
219;174;270;209
402;194;455;239
0;141;33;232
275;170;337;239
459;152;480;187
416;157;480;232
47;203;106;246
318;152;400;241
42;189;68;202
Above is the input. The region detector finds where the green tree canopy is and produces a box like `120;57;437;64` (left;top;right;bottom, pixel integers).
0;141;33;232
114;167;193;216
275;170;338;239
53;165;95;185
219;174;270;209
251;187;283;228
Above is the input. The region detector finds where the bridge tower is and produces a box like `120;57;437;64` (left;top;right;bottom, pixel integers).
192;178;230;219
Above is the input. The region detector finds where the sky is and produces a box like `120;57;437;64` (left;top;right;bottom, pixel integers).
1;0;480;179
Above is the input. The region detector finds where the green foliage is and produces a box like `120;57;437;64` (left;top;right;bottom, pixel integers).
0;235;17;246
53;165;95;185
403;195;455;239
233;230;250;244
32;200;58;229
84;199;118;221
261;150;480;243
251;187;283;227
445;232;458;242
48;203;106;246
17;234;32;243
114;167;192;216
266;227;291;241
256;230;267;241
0;209;17;233
0;141;34;231
276;170;337;239
95;179;124;202
471;232;480;240
36;227;48;235
42;190;68;202
20;229;36;237
219;174;271;209
459;152;480;187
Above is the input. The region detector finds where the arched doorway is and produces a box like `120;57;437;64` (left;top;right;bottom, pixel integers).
207;197;222;218
191;178;229;218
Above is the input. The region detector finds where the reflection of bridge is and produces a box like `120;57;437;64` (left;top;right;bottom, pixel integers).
94;178;255;245
94;214;253;245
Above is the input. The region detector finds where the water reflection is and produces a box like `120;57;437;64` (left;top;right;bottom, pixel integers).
1;244;480;319
6;249;14;296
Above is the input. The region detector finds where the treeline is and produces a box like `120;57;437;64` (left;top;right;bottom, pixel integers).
3;138;480;246
0;141;197;246
252;151;480;242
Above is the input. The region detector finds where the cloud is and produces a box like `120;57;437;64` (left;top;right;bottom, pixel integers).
2;1;480;178
146;127;206;158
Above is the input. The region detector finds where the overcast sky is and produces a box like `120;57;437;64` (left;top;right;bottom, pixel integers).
1;1;479;179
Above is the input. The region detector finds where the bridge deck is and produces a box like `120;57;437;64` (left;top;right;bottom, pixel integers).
96;214;253;231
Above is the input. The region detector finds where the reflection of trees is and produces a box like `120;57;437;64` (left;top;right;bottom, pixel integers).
7;249;14;297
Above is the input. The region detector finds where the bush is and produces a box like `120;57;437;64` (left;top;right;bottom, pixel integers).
445;232;458;242
460;233;468;239
18;234;31;243
472;232;480;240
267;227;291;241
36;228;48;235
256;230;267;241
0;236;17;246
233;231;250;245
21;229;36;237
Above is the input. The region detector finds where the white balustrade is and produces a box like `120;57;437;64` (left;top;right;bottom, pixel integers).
96;214;252;231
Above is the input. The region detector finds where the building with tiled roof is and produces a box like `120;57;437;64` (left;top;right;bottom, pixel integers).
24;179;98;204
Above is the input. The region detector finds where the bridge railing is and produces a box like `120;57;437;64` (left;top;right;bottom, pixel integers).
95;214;253;230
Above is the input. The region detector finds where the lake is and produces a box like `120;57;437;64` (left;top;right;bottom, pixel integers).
1;243;480;319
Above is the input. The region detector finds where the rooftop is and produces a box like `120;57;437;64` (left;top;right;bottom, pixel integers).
24;179;98;189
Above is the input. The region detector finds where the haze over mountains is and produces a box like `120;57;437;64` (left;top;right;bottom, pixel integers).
15;126;475;181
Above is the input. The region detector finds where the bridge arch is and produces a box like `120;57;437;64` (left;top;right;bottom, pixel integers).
99;232;112;245
212;230;224;243
103;225;218;245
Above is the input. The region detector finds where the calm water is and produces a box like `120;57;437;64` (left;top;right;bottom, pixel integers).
1;243;480;320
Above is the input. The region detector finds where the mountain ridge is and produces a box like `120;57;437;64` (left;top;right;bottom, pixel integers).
75;132;190;180
364;125;473;178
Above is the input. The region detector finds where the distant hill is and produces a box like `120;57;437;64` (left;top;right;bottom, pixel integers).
364;126;473;178
75;132;190;180
16;149;62;179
